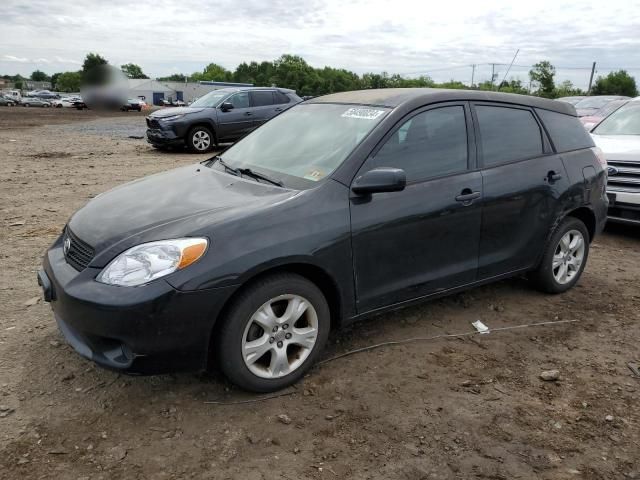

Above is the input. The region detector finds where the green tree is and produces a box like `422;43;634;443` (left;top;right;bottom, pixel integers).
592;70;638;97
529;61;556;98
50;72;63;89
157;73;188;82
495;79;529;95
56;71;82;92
30;70;49;81
192;63;232;82
121;63;148;79
82;53;108;74
554;80;584;98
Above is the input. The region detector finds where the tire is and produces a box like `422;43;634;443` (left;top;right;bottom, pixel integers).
56;104;62;108
529;217;590;294
217;273;331;392
187;126;214;153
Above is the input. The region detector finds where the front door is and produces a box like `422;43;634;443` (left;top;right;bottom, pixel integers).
217;91;254;141
350;103;483;312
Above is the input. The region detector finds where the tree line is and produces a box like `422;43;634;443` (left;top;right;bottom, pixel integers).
2;53;637;98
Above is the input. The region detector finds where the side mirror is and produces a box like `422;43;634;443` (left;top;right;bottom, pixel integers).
351;167;406;195
220;101;234;112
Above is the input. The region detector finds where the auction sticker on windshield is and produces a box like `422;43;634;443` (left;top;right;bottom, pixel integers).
341;107;386;120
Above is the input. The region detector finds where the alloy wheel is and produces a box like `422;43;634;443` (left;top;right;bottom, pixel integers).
241;294;319;379
192;130;211;151
552;229;585;284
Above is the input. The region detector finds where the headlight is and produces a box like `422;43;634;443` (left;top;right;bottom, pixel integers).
159;114;184;122
97;238;208;286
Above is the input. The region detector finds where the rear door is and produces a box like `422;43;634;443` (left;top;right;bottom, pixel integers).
350;102;483;312
472;103;569;278
217;91;253;141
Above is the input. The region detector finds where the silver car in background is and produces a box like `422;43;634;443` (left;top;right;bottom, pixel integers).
591;97;640;225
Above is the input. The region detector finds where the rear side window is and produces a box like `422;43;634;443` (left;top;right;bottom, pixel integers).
476;105;543;167
369;105;468;182
251;91;275;107
274;91;291;104
536;109;594;152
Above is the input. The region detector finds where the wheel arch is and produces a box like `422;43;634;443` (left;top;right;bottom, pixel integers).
565;206;596;242
206;261;343;369
188;121;218;145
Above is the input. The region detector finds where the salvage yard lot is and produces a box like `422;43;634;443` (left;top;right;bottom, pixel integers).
0;108;639;479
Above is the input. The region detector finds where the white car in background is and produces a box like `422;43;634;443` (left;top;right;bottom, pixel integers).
591;97;640;225
51;96;82;108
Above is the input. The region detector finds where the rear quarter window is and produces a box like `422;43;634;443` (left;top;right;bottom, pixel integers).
536;109;595;152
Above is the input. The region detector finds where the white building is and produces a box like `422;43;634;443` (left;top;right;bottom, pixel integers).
128;79;253;105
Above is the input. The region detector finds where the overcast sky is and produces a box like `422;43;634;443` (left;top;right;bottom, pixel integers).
2;0;640;89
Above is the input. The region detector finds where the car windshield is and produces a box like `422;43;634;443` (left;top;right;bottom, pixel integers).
216;103;390;188
594;100;627;117
592;102;640;135
189;91;228;108
575;97;620;109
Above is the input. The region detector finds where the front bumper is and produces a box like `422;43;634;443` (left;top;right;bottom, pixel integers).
606;189;640;225
40;236;236;374
146;128;184;147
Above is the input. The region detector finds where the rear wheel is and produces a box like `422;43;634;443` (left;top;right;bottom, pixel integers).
529;217;589;293
217;274;330;392
187;126;214;153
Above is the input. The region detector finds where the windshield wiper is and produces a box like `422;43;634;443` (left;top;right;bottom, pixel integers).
237;168;284;187
210;155;240;177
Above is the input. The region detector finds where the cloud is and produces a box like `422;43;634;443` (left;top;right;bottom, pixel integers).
3;54;29;63
0;0;639;89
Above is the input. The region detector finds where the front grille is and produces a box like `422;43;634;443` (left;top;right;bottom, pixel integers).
608;160;640;193
63;228;95;271
146;117;161;129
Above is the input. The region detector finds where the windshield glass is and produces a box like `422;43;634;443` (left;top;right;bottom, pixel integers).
189;91;228;108
575;97;620;109
216;103;390;188
592;102;640;135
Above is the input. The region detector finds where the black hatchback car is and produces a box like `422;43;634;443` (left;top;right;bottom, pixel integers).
146;87;301;152
40;89;608;392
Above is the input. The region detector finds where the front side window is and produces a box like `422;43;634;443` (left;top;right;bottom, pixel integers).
476;105;543;167
228;92;250;109
367;106;468;182
251;91;274;107
216;104;390;188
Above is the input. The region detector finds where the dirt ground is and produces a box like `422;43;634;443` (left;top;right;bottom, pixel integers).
0;107;638;480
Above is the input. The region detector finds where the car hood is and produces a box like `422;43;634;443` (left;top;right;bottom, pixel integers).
591;134;640;160
68;164;298;266
150;107;205;118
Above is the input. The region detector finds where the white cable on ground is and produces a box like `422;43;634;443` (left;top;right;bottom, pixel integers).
317;318;578;365
205;318;578;405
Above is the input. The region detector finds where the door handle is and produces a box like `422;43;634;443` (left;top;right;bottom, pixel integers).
546;171;562;182
244;112;253;116
455;189;481;204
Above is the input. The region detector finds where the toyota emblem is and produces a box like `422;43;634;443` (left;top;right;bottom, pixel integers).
63;235;71;255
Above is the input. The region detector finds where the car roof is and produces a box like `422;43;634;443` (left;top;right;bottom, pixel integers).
307;88;576;115
213;86;296;95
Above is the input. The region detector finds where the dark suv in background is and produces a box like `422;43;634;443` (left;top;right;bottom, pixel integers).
146;87;302;152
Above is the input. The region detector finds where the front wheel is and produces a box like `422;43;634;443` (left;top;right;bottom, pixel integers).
216;274;330;392
187;126;214;153
529;217;589;293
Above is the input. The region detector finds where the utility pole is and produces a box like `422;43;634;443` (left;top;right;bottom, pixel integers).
471;64;476;88
490;63;495;89
587;62;596;95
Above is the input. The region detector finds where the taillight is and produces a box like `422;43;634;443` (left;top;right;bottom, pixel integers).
591;146;607;170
